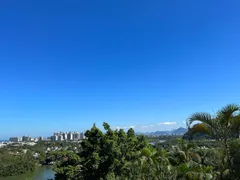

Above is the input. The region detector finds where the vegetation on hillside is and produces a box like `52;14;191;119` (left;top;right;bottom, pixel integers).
53;104;240;180
0;149;35;177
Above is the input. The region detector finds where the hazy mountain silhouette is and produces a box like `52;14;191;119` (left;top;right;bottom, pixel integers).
136;127;187;136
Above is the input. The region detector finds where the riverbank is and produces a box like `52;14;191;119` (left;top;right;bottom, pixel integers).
0;166;55;180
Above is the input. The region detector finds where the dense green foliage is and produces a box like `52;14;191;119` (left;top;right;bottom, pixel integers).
185;104;240;179
0;150;35;177
54;123;240;180
0;139;83;178
54;123;149;179
54;104;240;180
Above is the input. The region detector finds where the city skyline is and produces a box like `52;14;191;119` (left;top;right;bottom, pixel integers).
3;124;186;140
8;131;85;142
1;1;240;139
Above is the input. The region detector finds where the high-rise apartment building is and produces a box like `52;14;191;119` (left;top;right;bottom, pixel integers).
67;132;73;141
50;135;58;141
22;136;31;142
50;131;84;141
62;132;68;140
80;132;85;140
73;132;80;140
9;137;20;142
58;135;63;141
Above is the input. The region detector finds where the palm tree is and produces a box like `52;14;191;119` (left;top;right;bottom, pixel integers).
186;104;240;179
187;104;240;140
168;139;214;180
122;147;176;180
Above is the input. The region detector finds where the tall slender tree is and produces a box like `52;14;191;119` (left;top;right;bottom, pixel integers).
186;104;240;179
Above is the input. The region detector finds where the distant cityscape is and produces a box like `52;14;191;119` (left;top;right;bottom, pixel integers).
50;131;85;141
4;127;187;144
8;131;85;143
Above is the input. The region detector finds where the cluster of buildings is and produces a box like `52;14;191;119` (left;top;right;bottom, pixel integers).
8;131;86;143
50;131;85;142
9;136;43;143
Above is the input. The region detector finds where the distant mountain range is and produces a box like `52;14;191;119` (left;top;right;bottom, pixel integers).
136;127;187;136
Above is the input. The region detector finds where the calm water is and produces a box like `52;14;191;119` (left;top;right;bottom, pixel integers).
0;166;55;180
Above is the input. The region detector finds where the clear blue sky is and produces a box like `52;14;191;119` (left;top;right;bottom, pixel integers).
0;0;240;139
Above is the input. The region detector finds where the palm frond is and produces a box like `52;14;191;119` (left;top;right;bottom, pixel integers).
216;104;240;125
188;112;212;126
188;123;212;137
229;114;240;128
228;115;240;137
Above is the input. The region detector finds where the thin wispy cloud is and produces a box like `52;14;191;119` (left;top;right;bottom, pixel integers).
158;122;177;125
115;126;135;130
115;126;127;130
141;125;155;128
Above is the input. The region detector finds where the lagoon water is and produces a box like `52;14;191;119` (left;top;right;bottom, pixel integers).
0;166;55;180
